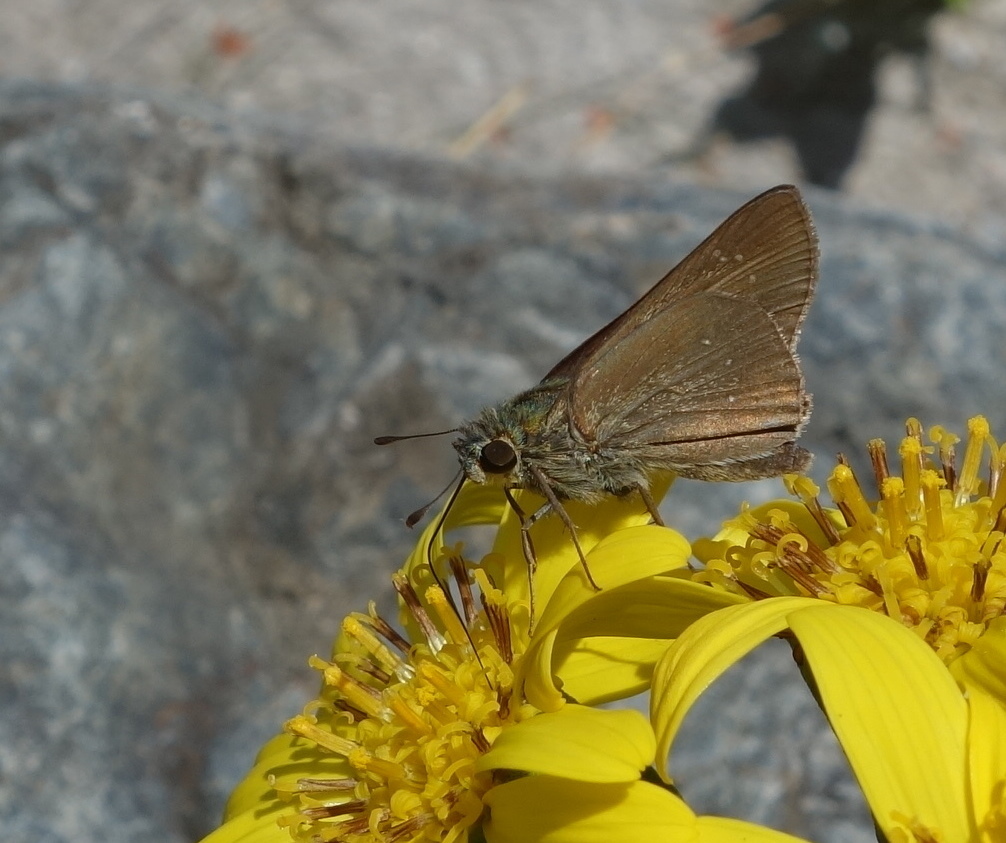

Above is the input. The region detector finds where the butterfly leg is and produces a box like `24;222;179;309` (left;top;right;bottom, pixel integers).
527;465;602;593
503;487;541;625
636;484;665;527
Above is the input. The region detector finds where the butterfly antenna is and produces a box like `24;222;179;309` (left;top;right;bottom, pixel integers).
425;473;466;570
421;475;491;680
405;469;464;528
419;473;467;620
374;428;459;446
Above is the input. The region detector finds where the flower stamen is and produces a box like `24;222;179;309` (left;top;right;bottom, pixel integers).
300;799;369;820
785;474;842;545
829;460;877;530
958;416;989;503
881;477;908;548
905;534;929;581
900;422;926;516
393;573;445;653
427;585;472;649
343;616;412;682
868;438;890;487
280;549;533;843
702;417;1006;664
930;424;959;492
475;568;514;664
449;553;478;627
920;470;945;541
364;605;412;655
291;778;357;793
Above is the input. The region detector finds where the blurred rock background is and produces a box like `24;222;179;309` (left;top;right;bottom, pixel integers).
1;2;1004;842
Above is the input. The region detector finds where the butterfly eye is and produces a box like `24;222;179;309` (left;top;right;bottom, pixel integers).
480;439;517;473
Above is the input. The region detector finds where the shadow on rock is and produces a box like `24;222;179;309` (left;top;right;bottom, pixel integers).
695;0;949;188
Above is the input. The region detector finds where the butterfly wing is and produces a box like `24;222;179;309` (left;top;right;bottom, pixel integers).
569;292;809;476
544;185;816;383
559;185;817;479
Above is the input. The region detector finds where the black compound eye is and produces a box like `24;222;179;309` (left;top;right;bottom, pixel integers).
480;439;517;473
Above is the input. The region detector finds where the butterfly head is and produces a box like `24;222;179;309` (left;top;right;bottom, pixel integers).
453;415;526;488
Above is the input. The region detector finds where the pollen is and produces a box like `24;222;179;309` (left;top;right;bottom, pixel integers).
699;417;1006;664
279;549;534;842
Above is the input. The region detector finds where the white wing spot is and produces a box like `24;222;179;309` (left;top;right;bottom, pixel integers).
701;338;712;346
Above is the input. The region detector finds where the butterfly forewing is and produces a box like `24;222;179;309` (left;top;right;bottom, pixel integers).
571;293;806;463
561;185;816;477
545;185;816;383
649;186;816;351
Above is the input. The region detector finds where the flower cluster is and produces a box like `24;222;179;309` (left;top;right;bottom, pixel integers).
202;481;703;843
277;560;526;843
696;416;1006;663
655;416;1006;842
202;418;1006;843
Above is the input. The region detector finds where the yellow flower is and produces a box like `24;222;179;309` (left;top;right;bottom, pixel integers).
694;416;1006;665
478;705;811;843
646;417;1006;842
199;480;690;843
650;600;1006;842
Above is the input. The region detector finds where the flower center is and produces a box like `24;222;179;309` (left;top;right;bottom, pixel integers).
699;417;1006;663
280;552;533;842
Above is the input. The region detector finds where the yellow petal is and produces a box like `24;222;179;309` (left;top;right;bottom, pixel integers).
545;577;743;705
786;605;971;842
537;526;691;635
966;687;1006;840
552;636;674;704
197;804;287;843
695;816;812;843
483;777;697;843
553;576;745;643
405;482;508;577
221;733;292;817
223;735;351;819
444;481;509;531
476;705;654;782
493;489;673;610
250;731;302;765
951;617;1006;702
523;626;566;712
521;525;691;711
651;597;815;777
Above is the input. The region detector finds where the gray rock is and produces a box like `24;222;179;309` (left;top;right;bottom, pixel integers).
1;80;1002;843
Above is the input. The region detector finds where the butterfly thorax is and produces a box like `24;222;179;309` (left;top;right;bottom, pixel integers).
452;377;652;502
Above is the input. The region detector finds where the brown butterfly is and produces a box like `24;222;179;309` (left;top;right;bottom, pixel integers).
379;185;817;615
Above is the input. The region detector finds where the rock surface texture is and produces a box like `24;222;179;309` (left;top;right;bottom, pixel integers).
2;0;1005;230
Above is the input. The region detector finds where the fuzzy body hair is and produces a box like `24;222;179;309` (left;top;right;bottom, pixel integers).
454;377;663;502
453;375;810;502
